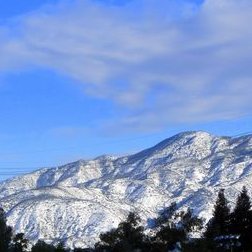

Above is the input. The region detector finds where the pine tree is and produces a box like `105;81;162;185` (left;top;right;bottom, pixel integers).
55;242;68;252
179;208;203;233
205;189;230;239
154;202;177;227
231;186;252;250
0;207;13;252
73;249;94;252
10;233;29;252
31;240;55;252
95;212;146;252
153;205;203;251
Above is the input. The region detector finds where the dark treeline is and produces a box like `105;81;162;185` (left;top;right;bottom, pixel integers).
1;186;252;252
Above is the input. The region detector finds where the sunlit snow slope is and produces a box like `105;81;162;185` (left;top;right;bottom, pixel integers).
0;131;252;248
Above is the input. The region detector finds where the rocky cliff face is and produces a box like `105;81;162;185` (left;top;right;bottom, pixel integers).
0;131;251;248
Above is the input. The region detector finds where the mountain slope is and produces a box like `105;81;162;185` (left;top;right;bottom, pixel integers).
0;131;252;248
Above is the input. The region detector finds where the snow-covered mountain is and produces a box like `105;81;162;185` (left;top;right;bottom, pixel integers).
0;131;252;248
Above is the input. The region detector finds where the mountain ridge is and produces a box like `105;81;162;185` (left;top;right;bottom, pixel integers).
0;131;252;248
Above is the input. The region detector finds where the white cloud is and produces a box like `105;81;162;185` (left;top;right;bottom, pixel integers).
0;0;251;132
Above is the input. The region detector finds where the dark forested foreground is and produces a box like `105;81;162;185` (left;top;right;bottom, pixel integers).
1;187;252;252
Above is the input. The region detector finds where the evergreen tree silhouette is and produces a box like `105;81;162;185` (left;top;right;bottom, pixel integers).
95;212;146;252
153;206;202;251
0;207;13;252
231;186;252;250
31;240;55;252
205;189;230;239
10;233;29;252
55;242;68;252
154;202;177;227
73;249;94;252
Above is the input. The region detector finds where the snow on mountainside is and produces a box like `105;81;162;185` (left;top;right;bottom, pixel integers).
0;131;252;248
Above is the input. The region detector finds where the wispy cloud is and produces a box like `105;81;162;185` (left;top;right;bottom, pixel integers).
0;0;251;132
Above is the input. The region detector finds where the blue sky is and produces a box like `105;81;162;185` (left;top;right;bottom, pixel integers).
0;0;251;180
